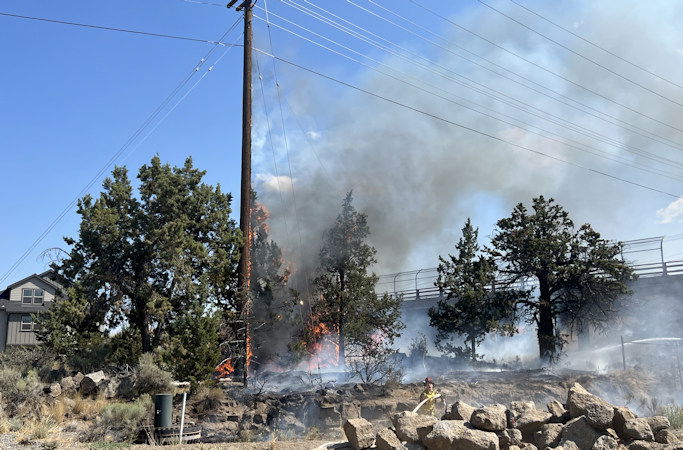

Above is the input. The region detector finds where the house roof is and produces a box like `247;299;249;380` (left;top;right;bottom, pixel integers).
4;271;62;292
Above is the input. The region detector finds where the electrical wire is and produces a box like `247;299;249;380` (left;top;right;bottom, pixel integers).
253;12;683;181
0;11;240;46
507;0;682;90
0;19;243;285
475;0;683;108
253;47;683;200
281;0;683;163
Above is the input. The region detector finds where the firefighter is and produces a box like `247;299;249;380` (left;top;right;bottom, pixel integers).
417;377;441;416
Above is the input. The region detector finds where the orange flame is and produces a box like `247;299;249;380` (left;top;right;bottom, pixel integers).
214;358;235;378
301;315;340;370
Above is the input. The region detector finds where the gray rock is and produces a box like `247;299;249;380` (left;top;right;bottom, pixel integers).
80;370;108;396
72;372;84;388
343;418;375;450
471;407;508;432
376;427;407;450
557;441;580;450
585;402;615;430
547;400;568;422
534;423;563;448
45;382;61;398
560;416;602;449
592;435;619;450
567;383;612;420
510;401;536;418
654;429;678;444
422;420;499;450
446;401;476;421
626;441;666;450
613;406;638;440
391;411;438;444
623;418;655;441
515;410;552;442
498;428;523;448
60;376;76;393
645;416;670;433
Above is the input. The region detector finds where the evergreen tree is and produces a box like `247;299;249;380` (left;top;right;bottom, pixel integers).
490;196;634;362
37;156;240;377
311;192;403;367
429;219;517;362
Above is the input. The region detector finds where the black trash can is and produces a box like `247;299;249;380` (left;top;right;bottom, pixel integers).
154;393;173;429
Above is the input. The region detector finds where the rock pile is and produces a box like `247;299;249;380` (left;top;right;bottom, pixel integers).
342;383;680;450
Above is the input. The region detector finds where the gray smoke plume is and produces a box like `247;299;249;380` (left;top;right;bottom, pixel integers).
252;0;683;289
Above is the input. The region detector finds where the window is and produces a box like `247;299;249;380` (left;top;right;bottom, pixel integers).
21;288;44;305
20;315;36;332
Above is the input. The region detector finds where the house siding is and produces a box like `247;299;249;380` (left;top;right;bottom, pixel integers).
0;311;7;351
6;313;40;346
9;278;57;303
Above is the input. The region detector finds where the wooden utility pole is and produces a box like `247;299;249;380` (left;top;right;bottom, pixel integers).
229;0;253;386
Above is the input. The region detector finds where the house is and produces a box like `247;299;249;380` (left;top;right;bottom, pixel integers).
0;270;61;352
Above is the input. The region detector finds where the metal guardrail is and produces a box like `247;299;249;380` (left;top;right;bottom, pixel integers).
381;259;683;303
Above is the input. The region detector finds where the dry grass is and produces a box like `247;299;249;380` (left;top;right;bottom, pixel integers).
192;385;225;416
72;393;109;418
41;399;69;424
19;417;57;440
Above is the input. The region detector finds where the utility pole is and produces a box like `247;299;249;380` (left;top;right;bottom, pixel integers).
228;0;253;386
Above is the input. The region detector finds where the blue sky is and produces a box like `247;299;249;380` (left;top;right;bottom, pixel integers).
2;0;682;285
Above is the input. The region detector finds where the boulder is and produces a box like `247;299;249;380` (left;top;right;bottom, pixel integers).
343;418;375;450
567;383;612;420
422;420;499;450
376;427;407;450
471;407;508;432
654;429;678;444
592;435;619;450
560;416;602;449
547;400;568;423
391;411;438;444
510;401;536;418
613;407;638;439
557;441;580;450
72;372;84;388
515;410;552;442
627;441;665;450
79;371;108;396
44;382;62;398
518;445;537;450
623;418;655;441
644;416;670;433
59;376;76;393
534;423;563;448
585;402;615;430
498;428;523;448
446;401;476;421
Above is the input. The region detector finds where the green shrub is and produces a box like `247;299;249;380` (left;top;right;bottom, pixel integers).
0;367;22;397
82;395;152;443
659;404;683;429
135;354;173;395
192;385;225;416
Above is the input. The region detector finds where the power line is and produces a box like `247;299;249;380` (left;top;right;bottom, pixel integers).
274;1;683;168
253;12;683;179
0;11;241;46
475;0;683;109
0;19;243;286
350;0;683;139
253;47;683;200
507;0;682;90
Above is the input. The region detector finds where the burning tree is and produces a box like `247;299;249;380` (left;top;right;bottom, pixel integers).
489;196;635;362
429;218;517;362
310;191;403;367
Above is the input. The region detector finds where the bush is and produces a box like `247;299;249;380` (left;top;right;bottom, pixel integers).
135;354;173;395
81;395;152;443
659;404;683;429
0;367;22;398
72;394;108;419
192;385;225;416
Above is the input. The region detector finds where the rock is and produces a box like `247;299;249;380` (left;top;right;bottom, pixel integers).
592;435;619;450
422;420;499;450
510;401;536;418
115;375;136;399
498;428;523;448
645;416;670;433
654;429;678;444
62;397;75;410
343;418;375;450
613;407;638;439
518;445;537;450
534;423;563;448
547;400;568;422
446;401;476;421
80;371;108;396
60;377;76;393
103;377;120;399
376;427;407;450
341;402;362;422
560;416;602;449
471;407;508;432
515;410;552;442
567;383;612;420
72;372;84;388
362;400;396;421
44;382;62;398
623;418;655;441
585;402;615;430
391;411;438;444
627;441;666;450
557;441;580;450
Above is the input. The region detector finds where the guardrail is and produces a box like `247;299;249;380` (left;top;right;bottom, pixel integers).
381;260;683;303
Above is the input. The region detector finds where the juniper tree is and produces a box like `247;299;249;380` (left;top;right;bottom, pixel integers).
489;196;634;362
429;219;517;362
311;191;403;367
38;157;241;374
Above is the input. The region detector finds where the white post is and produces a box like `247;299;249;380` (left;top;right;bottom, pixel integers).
179;391;187;444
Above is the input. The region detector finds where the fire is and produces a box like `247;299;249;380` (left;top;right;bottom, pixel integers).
214;358;235;378
246;333;253;370
301;315;340;370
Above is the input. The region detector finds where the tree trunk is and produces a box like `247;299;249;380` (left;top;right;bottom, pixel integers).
338;327;345;368
470;336;476;363
338;270;346;368
537;275;555;363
